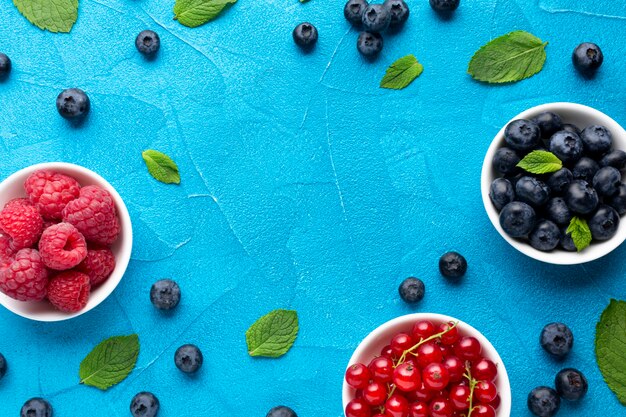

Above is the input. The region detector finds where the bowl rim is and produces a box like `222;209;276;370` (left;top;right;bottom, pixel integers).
341;313;512;417
481;102;626;265
0;162;133;322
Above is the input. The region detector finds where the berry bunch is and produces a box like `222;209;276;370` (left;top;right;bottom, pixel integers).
0;169;120;312
344;319;500;417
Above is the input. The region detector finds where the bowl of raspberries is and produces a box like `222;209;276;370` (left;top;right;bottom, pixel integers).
342;313;511;417
482;103;626;265
0;162;132;321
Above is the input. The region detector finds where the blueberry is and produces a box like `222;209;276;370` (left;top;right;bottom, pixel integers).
573;42;603;75
135;30;160;56
429;0;460;12
532;112;563;139
344;0;369;25
398;277;425;303
581;125;612;156
540;322;573;358
572;157;600;183
56;88;90;119
439;251;467;279
492;147;520;175
555;368;588;401
293;23;318;49
0;53;11;80
560;228;577;252
549;130;583;164
490;178;515;210
130;392;159;417
0;353;6;380
499;201;536;237
607;183;626;215
529;220;561;252
150;279;181;310
589;205;620;241
357;32;383;58
528;387;561;417
565;180;598;215
362;4;391;32
384;0;409;27
561;123;581;136
593;166;621;196
175;344;203;373
515;176;550;208
504;119;541;151
20;398;52;417
600;150;626;169
545;197;572;226
267;406;298;417
546;168;573;195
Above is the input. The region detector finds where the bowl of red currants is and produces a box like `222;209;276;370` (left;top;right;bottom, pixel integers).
342;313;511;417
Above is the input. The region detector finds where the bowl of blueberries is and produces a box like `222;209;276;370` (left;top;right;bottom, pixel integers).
481;102;626;265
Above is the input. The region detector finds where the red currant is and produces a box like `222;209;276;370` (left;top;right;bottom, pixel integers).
363;381;387;406
449;384;471;410
368;356;394;383
472;404;496;417
345;398;372;417
454;337;482;361
473;380;497;403
439;344;452;358
391;333;415;356
373;414;386;417
381;345;397;360
413;382;435;402
490;394;501;410
416;342;443;368
429;397;454;417
443;356;465;383
393;361;422;392
422;363;450;390
385;394;409;417
412;320;436;341
346;363;372;389
471;358;497;382
408;401;428;417
438;322;459;345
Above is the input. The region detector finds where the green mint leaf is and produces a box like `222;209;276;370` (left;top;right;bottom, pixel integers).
173;0;237;28
566;216;592;252
517;150;563;174
13;0;78;33
246;309;299;358
142;150;180;184
468;30;548;84
79;334;140;390
596;299;626;405
380;54;424;90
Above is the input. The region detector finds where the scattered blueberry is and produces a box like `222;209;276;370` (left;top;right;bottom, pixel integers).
20;398;52;417
0;352;6;380
528;387;561;417
593;166;621;197
492;147;521;175
429;0;460;12
561;123;581;136
572;42;603;75
0;53;11;80
560;228;577;251
565;180;599;215
546;168;573;195
600;150;626;169
549;130;583;164
175;344;203;374
545;197;572;226
499;202;536;238
515;176;550;207
293;23;318;49
357;31;383;58
555;368;588;401
533;112;563;139
130;392;160;417
56;88;90;119
344;0;369;25
581;125;612;156
572;157;600;183
588;205;620;241
529;220;561;252
362;4;391;32
135;30;160;56
504;119;541;152
398;277;425;303
489;178;515;210
540;322;574;358
438;251;467;279
384;0;410;27
150;279;181;311
267;406;298;417
607;183;626;215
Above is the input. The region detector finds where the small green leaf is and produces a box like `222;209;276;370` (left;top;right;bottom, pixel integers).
142;150;180;184
300;0;310;2
517;150;563;174
595;299;626;405
173;0;237;28
566;216;592;252
13;0;78;33
79;334;140;390
468;30;548;84
246;309;299;358
380;55;424;90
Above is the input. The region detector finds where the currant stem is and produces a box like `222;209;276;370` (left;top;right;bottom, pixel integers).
396;321;459;367
463;363;479;417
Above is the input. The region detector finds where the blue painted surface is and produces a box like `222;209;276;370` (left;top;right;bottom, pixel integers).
0;0;625;415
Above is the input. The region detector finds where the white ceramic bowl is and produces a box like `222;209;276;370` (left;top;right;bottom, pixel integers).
0;162;132;322
342;313;511;417
482;102;626;265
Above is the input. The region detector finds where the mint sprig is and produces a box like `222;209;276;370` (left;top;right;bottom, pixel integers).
79;334;140;390
142;150;181;184
246;309;298;358
566;216;592;252
596;299;626;405
380;55;424;90
173;0;237;28
517;150;562;174
13;0;78;33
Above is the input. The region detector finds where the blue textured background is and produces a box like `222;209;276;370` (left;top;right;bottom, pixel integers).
0;0;625;416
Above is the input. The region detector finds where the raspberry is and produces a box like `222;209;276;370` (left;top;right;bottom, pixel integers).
0;231;16;260
0;249;49;301
47;271;90;312
76;246;115;286
0;203;43;249
4;198;31;209
38;223;87;270
62;186;120;246
24;170;81;220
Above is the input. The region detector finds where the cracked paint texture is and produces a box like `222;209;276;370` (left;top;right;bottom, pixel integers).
0;0;625;415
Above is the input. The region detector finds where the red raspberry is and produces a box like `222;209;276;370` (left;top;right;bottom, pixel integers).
62;185;120;246
38;223;87;270
0;249;49;301
0;202;43;249
47;270;90;312
24;170;81;220
4;198;31;209
0;231;16;260
76;246;116;286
